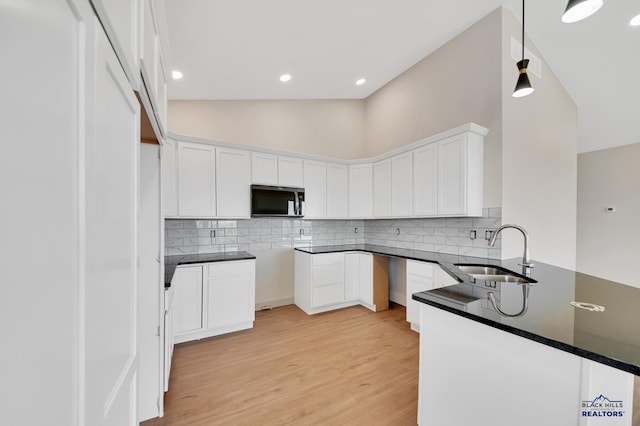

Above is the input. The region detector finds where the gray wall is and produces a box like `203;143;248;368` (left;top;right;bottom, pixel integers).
577;143;640;288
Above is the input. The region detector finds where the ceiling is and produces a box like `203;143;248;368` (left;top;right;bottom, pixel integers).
165;0;639;153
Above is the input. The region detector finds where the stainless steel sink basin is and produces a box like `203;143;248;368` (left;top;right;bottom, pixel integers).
454;264;537;284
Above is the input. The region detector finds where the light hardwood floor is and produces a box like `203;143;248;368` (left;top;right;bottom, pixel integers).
144;303;419;426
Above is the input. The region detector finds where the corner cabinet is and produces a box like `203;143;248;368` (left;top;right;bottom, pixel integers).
171;260;256;344
295;251;387;315
349;164;373;218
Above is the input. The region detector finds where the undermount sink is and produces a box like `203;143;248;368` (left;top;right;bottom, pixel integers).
454;264;537;284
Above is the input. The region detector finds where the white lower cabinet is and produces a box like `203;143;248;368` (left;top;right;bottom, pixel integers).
406;260;459;332
206;261;256;330
172;260;256;344
172;265;203;336
345;252;374;308
296;251;380;315
406;260;435;332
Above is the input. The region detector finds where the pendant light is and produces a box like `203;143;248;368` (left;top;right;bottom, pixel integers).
562;0;603;24
513;0;534;98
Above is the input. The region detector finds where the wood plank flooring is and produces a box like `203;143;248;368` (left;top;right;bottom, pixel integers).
143;303;419;426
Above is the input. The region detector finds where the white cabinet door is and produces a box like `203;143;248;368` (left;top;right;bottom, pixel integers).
392;152;413;217
373;159;392;217
303;160;327;218
178;142;216;217
91;0;139;89
251;152;278;185
326;163;349;218
162;139;177;216
438;135;467;215
278;156;304;187
206;260;256;330
172;266;203;336
216;147;251;218
406;261;434;331
311;253;345;308
344;253;360;301
358;253;374;306
349;164;373;218
413;144;438;217
345;253;373;305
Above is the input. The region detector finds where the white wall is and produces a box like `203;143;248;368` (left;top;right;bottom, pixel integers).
168;99;366;159
500;8;577;270
577;143;640;288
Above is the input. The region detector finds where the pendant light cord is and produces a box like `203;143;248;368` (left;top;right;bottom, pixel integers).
521;0;525;61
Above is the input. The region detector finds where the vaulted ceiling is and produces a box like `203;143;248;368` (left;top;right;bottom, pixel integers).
165;0;639;153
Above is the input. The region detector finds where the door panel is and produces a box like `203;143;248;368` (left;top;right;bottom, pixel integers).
85;22;139;425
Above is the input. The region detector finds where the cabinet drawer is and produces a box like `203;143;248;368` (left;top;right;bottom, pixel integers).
207;259;255;278
311;253;344;267
407;260;434;278
312;284;344;308
312;263;344;287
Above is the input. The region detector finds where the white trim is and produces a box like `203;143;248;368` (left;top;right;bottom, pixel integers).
166;122;489;165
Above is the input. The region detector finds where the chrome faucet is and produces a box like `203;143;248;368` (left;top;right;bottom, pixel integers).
488;224;534;270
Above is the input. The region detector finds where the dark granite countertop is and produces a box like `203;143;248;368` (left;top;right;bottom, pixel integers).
295;244;640;375
165;251;256;287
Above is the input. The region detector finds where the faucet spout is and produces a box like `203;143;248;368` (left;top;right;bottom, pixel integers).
488;224;534;270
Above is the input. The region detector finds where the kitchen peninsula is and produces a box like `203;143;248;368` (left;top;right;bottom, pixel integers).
413;258;639;426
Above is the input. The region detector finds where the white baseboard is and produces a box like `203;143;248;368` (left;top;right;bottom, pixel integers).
390;290;406;306
255;297;294;311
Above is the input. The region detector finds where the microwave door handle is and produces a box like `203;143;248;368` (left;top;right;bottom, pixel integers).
293;192;299;216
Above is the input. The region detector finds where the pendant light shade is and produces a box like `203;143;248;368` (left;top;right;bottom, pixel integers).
513;60;534;98
562;0;604;23
513;0;534;98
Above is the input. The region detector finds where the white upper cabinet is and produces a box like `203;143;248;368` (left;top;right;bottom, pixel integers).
178;142;216;217
91;0;140;89
165;124;485;219
162;139;177;217
373;159;392;217
216;148;251;218
278;156;304;187
413;144;438;217
303;160;327;219
391;152;413;217
251;152;278;185
437;133;483;216
326;163;349;218
349;164;373;218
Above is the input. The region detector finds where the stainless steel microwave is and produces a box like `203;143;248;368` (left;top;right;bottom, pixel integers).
250;185;305;217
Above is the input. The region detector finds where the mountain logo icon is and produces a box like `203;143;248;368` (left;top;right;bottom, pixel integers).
582;394;623;408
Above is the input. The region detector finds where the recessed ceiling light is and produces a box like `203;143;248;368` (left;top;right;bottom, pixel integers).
171;70;183;80
355;78;366;86
630;14;640;26
280;74;292;82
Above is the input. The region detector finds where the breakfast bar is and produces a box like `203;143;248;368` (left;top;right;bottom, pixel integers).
413;258;640;426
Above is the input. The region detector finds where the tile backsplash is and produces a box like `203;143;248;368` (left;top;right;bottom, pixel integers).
165;207;501;259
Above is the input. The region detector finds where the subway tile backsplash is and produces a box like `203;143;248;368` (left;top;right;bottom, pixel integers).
165;207;501;259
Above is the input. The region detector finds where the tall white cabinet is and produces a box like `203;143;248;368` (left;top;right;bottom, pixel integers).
2;1;142;424
413;144;438;216
373;159;392;217
391;153;413;217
